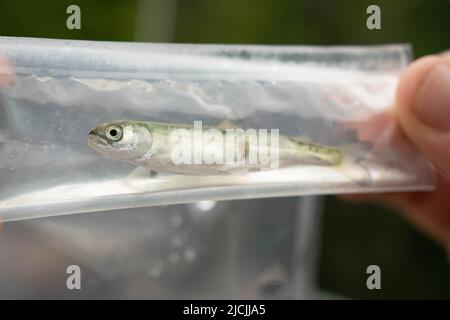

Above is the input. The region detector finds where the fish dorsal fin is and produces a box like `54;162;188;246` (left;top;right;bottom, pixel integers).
291;135;312;144
215;119;239;131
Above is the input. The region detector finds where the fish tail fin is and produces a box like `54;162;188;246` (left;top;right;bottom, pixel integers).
336;141;373;186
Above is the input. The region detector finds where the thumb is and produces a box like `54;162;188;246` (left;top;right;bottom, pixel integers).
395;53;450;176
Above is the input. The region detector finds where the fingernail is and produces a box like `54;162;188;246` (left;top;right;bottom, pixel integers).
413;62;450;131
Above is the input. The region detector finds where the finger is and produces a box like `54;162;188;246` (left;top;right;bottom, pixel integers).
339;171;450;246
340;53;450;248
395;54;450;176
389;173;450;247
0;56;15;87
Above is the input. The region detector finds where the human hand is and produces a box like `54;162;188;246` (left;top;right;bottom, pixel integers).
0;56;14;230
345;52;450;252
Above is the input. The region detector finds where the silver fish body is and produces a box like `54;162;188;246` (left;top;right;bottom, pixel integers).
88;120;344;175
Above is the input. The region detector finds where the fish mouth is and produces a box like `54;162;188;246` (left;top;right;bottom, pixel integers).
87;132;108;149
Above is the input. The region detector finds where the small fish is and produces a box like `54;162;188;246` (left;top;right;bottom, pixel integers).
88;120;370;180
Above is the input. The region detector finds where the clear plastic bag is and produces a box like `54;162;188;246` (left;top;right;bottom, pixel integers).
0;37;435;221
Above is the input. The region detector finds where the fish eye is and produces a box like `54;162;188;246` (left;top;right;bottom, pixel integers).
105;125;123;141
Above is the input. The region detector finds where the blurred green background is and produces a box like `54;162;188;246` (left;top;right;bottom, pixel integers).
0;0;449;299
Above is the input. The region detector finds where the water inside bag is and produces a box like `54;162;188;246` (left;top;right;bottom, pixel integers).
0;37;435;221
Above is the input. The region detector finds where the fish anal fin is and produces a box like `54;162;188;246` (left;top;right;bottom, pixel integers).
125;167;153;180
